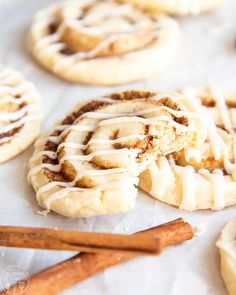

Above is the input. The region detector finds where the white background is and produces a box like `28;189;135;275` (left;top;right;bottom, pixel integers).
0;0;236;294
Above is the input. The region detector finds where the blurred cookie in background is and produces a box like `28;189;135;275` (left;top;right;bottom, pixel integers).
27;0;180;85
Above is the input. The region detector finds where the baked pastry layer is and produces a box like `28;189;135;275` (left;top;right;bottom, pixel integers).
119;0;224;16
0;66;42;163
217;218;236;295
27;0;180;85
139;87;236;211
28;89;197;218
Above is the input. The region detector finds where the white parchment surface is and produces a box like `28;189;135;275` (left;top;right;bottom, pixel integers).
0;0;236;294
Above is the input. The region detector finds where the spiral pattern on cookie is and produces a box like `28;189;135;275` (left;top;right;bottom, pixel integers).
139;87;236;211
0;66;42;163
28;90;195;218
27;0;179;85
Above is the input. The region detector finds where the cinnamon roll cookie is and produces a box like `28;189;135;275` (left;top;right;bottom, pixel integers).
139;87;236;211
0;66;42;163
28;90;198;218
120;0;224;16
27;0;180;85
217;218;236;295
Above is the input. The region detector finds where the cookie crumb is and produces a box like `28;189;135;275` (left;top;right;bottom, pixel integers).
37;209;50;216
194;223;207;237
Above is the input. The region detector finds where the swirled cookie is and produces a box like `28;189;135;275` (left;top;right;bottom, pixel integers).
0;66;42;163
27;0;180;85
139;87;236;211
217;218;236;295
119;0;224;16
28;89;198;218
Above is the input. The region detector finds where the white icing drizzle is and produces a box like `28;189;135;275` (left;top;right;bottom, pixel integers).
206;88;236;179
0;67;42;142
0;104;41;121
171;160;196;211
29;150;57;164
224;155;236;181
57;134;146;152
0;82;35;96
198;169;225;210
55;124;71;131
0;114;42;135
0;134;40;144
29;92;191;210
148;87;236;211
84;106;193;119
98;115;187;133
35;103;190;148
184;147;202;162
149;157;172;199
203;106;226;161
209;87;232;131
63;148;139;163
30;134;146;171
57;141;87;151
29;132;144;181
96;97;118;104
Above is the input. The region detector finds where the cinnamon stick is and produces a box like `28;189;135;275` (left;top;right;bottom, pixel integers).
1;219;193;295
0;226;162;255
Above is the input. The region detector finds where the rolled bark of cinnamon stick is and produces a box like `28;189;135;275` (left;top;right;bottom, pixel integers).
0;226;162;255
0;219;193;295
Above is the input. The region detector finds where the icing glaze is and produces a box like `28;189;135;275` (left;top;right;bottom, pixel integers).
151;87;236;211
29;92;191;210
0;68;42;139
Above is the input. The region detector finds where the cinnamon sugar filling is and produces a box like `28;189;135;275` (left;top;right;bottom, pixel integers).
201;96;236;109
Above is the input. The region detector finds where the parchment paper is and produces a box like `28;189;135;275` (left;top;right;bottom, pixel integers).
0;0;236;294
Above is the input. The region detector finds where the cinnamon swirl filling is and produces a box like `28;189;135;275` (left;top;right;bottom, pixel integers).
28;90;195;218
